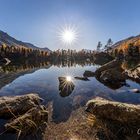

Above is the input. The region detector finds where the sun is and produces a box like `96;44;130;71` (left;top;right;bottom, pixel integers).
58;24;78;45
62;30;75;44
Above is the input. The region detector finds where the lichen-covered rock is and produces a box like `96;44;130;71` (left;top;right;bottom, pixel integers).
5;105;48;134
0;93;42;118
86;97;140;125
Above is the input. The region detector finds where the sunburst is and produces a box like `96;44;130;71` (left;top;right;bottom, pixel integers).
57;24;79;46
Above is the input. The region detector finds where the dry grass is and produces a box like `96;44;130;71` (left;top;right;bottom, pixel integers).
0;102;48;140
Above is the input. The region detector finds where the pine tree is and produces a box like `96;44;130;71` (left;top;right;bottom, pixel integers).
105;38;113;52
97;41;102;52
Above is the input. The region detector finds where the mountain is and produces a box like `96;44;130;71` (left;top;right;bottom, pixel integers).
111;35;140;51
0;30;51;52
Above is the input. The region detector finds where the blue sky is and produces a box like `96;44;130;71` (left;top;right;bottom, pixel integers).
0;0;140;50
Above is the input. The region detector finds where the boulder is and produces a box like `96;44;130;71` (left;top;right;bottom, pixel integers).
95;59;122;76
5;105;48;134
83;70;95;77
95;60;126;89
100;68;125;83
99;68;126;89
86;97;140;125
0;93;42;118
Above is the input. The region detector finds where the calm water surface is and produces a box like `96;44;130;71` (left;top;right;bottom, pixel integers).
0;62;140;123
0;62;140;139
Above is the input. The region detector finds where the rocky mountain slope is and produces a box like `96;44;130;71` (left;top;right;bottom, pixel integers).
112;34;140;52
0;30;50;52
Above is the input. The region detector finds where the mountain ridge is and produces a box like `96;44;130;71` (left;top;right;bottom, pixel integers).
0;30;51;52
111;34;140;51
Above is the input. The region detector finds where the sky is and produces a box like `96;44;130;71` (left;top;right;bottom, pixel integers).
0;0;140;50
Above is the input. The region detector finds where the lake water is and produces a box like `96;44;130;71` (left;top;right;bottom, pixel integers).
0;62;140;140
0;61;140;139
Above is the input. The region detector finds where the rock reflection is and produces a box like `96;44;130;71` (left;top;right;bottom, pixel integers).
52;97;73;123
58;77;75;97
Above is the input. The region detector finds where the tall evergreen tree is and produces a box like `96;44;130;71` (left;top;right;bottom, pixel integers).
105;38;113;52
97;41;102;52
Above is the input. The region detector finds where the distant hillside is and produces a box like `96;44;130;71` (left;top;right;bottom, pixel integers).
0;30;51;52
112;35;140;52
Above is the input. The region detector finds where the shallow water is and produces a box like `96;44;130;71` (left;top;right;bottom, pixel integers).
0;61;140;139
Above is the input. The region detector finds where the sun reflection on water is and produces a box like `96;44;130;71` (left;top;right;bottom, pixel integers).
66;76;72;82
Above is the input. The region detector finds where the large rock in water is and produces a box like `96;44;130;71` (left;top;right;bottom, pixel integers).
95;59;122;76
100;68;125;83
95;60;126;89
0;93;42;118
86;97;140;125
5;105;48;134
99;67;126;89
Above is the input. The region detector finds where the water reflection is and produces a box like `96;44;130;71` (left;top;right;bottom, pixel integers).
0;61;51;73
95;76;126;90
58;77;75;97
52;96;73;123
0;61;52;90
0;59;140;125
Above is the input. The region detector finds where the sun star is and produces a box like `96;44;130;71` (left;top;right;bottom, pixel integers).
62;30;75;43
58;24;78;45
